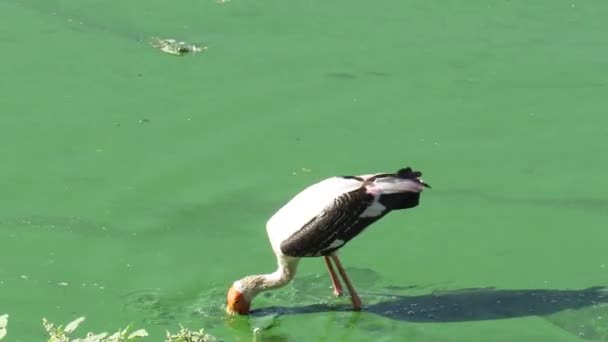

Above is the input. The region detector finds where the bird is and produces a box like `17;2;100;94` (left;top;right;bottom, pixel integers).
225;166;430;315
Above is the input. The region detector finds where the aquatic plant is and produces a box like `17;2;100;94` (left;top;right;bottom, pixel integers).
42;316;148;342
0;314;224;342
164;324;219;342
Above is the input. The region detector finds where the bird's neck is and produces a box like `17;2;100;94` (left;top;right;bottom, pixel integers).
236;256;300;300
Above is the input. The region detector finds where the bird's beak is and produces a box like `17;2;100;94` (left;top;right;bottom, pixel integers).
226;286;251;315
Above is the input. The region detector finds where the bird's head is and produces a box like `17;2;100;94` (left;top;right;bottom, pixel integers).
225;283;251;315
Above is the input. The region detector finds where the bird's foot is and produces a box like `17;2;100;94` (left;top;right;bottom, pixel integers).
351;293;362;311
331;280;343;297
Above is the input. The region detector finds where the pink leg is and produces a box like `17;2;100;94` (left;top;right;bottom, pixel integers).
324;256;343;296
330;254;362;310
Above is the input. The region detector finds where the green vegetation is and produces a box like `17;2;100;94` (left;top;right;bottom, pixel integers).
42;316;147;342
0;314;220;342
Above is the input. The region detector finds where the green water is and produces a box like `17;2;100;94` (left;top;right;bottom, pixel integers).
1;0;607;341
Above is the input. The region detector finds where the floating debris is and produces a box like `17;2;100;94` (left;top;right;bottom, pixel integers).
151;38;207;56
292;167;312;176
0;314;7;340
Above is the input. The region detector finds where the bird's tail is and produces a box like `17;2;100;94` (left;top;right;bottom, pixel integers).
370;167;431;194
365;167;430;210
396;167;431;188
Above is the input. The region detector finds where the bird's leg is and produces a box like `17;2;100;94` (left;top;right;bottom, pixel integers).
324;256;343;296
330;254;362;311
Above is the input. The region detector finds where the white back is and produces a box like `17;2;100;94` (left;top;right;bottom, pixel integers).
266;176;363;254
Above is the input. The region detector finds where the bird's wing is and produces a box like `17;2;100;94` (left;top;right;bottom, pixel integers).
279;187;383;257
266;176;364;254
266;167;429;257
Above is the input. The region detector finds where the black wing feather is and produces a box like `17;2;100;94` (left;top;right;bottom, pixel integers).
279;166;429;257
280;187;381;257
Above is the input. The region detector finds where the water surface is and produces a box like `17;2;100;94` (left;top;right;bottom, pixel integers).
1;0;607;341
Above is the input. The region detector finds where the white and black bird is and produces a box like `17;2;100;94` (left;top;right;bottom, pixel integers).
226;166;430;315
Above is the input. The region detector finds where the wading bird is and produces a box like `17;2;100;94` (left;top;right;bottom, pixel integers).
225;167;430;315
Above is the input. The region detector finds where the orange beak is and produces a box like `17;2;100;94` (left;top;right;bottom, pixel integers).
226;286;251;315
